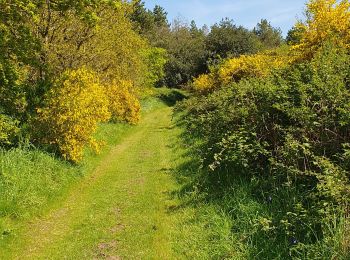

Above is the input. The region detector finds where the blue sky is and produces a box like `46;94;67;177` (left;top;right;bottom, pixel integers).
144;0;307;36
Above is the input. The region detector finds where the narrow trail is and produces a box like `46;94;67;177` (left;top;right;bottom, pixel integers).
4;104;185;259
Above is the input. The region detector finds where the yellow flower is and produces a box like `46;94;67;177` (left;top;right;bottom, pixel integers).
36;68;111;162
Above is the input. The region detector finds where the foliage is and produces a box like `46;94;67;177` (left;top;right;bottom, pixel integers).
35;68;110;162
217;50;288;84
130;0;168;36
162;19;208;87
178;38;350;258
253;19;284;49
286;26;305;45
44;1;148;86
179;1;350;256
106;80;141;125
0;114;19;146
192;74;216;94
190;19;285;92
130;4;285;89
205;18;262;60
293;0;350;59
192;48;290;93
141;47;168;87
0;0;162;162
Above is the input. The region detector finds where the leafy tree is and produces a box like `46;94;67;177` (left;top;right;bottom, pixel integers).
0;0;160;161
163;19;207;87
153;5;168;28
142;47;168;87
253;19;283;49
205;18;262;60
129;0;154;34
286;25;305;45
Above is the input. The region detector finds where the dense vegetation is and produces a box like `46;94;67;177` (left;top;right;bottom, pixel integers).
176;0;350;258
0;0;165;162
1;0;349;258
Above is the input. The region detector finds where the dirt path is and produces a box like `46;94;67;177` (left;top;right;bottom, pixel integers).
4;105;183;259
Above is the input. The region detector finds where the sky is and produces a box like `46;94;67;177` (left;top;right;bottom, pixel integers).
144;0;307;36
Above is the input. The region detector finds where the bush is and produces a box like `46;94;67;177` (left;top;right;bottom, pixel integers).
141;47;167;87
217;50;288;84
106;80;141;125
0;114;19;146
192;74;216;94
35;68;111;162
293;0;350;59
177;43;350;258
191;48;290;94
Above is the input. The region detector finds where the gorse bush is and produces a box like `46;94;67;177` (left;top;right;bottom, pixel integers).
36;68;111;163
179;41;350;259
192;74;216;94
107;80;141;125
192;48;291;93
178;0;350;257
293;0;350;59
217;50;288;84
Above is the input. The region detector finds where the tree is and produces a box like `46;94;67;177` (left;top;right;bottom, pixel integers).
205;18;262;60
162;19;207;87
0;0;155;156
153;5;168;27
129;0;154;34
253;19;283;49
286;26;305;45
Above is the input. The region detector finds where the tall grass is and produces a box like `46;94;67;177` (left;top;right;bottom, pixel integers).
171;148;350;259
0;121;133;239
0;148;79;219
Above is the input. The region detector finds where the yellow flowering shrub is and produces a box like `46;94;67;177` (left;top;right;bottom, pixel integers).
36;68;111;162
192;74;216;94
293;0;350;58
218;52;286;84
192;49;290;93
0;114;19;145
106;80;141;125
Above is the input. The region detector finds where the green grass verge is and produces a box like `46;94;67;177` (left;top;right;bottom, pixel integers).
0;114;134;244
0;93;242;259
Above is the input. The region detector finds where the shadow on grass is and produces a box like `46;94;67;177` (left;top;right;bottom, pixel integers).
158;89;188;107
163;124;296;259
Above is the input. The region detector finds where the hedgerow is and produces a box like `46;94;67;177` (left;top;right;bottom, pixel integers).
35;68;111;163
192;48;292;94
0;114;19;146
178;0;350;257
106;80;141;125
179;41;350;258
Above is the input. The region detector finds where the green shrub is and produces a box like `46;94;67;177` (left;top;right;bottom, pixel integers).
177;43;350;258
0;114;19;146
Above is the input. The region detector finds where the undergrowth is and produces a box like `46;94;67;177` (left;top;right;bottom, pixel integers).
0;112;134;241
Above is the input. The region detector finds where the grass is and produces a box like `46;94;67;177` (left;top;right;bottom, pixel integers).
0;91;239;259
0;121;133;248
1;90;348;259
0;92;165;233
